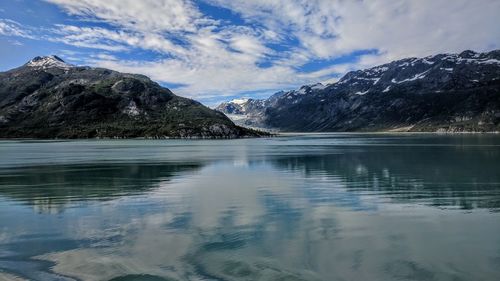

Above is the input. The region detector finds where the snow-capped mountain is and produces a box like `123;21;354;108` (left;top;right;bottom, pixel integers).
0;56;264;138
26;55;74;69
216;49;500;132
215;83;327;128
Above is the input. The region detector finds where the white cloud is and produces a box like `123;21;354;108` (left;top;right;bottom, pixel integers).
209;0;500;59
5;0;500;102
46;0;208;33
93;58;319;99
0;19;34;38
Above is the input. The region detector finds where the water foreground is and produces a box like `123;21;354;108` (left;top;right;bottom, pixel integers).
0;134;499;280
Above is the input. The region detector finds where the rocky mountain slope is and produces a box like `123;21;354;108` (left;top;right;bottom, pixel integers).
0;56;264;138
216;50;500;132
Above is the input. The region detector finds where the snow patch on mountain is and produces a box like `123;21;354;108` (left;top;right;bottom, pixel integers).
421;59;434;65
311;83;327;90
354;90;369;96
231;98;249;105
441;54;500;65
371;66;389;73
26;55;73;69
296;88;307;95
481;59;500;64
392;70;430;84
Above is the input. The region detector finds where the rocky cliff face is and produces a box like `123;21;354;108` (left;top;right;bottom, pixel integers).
0;56;264;138
216;50;500;132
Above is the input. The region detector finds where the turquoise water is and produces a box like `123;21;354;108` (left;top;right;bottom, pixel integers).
0;134;499;281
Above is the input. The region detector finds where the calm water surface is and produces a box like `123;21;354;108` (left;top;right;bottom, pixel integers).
0;134;499;281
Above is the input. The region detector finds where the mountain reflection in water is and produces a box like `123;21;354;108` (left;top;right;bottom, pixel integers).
0;134;499;281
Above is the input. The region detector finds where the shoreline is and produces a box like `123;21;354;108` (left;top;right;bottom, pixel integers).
0;130;499;141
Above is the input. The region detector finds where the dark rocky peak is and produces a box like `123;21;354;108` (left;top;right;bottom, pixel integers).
459;50;478;58
278;83;327;99
267;90;285;100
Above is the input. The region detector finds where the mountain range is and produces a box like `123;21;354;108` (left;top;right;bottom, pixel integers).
0;56;264;138
216;50;500;132
2;50;499;139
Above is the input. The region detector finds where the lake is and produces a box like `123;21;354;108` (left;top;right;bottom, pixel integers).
0;134;499;281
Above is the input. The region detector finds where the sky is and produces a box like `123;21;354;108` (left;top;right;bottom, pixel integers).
1;0;499;106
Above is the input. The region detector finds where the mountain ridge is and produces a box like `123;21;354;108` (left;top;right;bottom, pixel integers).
216;49;500;132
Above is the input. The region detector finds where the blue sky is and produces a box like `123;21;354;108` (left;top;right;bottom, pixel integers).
1;0;499;106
